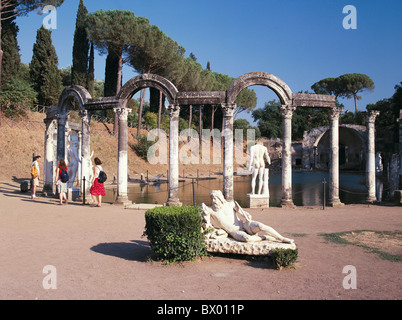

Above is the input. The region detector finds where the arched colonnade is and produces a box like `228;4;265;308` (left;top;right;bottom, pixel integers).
43;72;380;206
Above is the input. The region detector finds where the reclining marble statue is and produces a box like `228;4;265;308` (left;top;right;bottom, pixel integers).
201;190;294;244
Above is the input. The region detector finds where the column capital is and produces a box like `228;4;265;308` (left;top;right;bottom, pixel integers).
79;109;89;120
43;117;56;125
328;107;343;121
56;113;68;125
168;105;180;118
366;110;380;124
221;103;236;117
113;107;132;120
280;104;296;119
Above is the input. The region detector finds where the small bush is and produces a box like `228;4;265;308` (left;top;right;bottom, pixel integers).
133;134;155;160
270;248;298;270
0;78;37;117
143;206;208;263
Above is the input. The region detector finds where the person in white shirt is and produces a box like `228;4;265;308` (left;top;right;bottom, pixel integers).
31;155;41;199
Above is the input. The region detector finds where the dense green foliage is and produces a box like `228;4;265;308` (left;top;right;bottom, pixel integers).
71;0;89;87
143;206;208;263
312;73;375;114
367;83;402;155
0;0;65;85
270;248;298;270
0;77;37;116
1;16;21;85
252;99;330;141
29;26;61;106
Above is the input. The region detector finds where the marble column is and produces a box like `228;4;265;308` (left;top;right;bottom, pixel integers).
222;103;235;202
167;105;182;206
56;113;68;163
114;107;132;205
328;107;344;207
366;110;380;203
43;118;57;195
279;104;296;207
80;110;92;202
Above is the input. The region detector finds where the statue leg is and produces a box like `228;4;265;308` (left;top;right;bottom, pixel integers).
257;167;264;194
246;221;294;243
230;230;262;242
251;170;258;194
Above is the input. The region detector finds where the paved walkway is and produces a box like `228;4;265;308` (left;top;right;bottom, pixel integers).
0;181;401;300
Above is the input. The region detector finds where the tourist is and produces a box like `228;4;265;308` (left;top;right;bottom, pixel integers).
90;157;105;207
31;155;41;199
55;159;68;205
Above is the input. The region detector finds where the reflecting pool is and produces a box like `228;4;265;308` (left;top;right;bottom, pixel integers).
104;171;386;207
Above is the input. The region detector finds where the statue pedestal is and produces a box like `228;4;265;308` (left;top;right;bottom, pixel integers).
205;237;296;256
247;193;269;208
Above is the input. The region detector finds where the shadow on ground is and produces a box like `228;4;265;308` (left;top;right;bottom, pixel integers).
91;240;153;262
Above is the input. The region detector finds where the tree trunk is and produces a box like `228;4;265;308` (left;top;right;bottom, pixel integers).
354;94;358;114
211;106;216;131
158;90;162;138
137;88;146;137
188;104;192;142
199;105;202;148
113;54;123;136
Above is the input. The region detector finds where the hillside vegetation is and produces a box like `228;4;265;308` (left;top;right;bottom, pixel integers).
0;112;240;184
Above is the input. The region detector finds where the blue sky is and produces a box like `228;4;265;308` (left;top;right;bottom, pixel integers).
16;0;402;124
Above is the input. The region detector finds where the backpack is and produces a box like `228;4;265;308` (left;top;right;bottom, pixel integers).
60;169;69;183
98;170;107;183
31;164;38;179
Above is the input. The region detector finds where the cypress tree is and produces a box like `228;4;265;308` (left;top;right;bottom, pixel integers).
1;17;20;85
71;0;89;87
86;41;94;96
104;49;120;97
29;26;61;106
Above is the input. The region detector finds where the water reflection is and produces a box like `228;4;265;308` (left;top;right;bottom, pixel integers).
105;172;385;207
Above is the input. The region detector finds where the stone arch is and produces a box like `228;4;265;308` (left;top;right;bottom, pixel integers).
58;85;92;114
226;72;293;105
302;125;366;170
117;73;178;106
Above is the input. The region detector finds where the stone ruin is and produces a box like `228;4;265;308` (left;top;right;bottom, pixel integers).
41;72;392;206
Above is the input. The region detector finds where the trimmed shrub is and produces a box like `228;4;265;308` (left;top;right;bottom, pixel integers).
270;248;298;270
143;206;208;263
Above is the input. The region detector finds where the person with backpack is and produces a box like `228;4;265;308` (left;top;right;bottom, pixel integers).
55;159;69;205
31;155;41;199
90;157;106;207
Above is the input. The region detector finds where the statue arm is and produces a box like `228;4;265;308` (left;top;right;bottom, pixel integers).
264;147;271;165
234;201;252;222
201;203;213;229
248;147;254;171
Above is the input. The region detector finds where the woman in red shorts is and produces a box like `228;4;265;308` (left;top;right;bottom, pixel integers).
90;157;105;207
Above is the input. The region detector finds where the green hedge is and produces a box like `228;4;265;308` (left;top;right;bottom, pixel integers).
143;206;208;263
270;248;298;270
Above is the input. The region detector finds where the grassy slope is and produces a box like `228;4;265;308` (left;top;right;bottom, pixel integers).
0;112;231;183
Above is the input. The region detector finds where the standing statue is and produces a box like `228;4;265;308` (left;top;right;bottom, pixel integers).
201;190;294;243
67;133;80;189
248;141;271;195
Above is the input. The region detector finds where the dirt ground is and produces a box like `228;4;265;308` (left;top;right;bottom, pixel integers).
0;180;401;302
